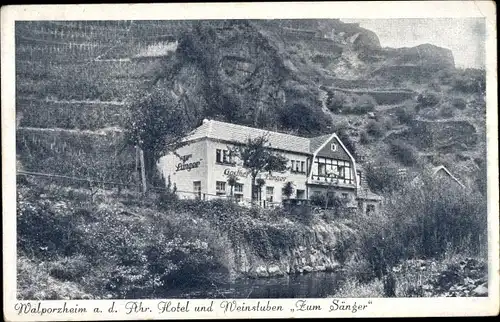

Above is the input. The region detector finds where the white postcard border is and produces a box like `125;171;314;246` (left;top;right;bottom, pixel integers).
2;2;498;320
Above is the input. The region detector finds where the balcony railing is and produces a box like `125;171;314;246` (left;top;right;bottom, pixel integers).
308;175;355;187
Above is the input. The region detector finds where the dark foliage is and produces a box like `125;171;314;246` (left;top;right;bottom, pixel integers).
417;91;440;108
366;120;385;138
389;140;418;166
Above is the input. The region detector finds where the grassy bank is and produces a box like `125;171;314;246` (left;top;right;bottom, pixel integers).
334;173;488;297
336;256;488;297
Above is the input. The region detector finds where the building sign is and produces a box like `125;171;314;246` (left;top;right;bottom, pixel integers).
264;173;287;182
176;154;202;172
224;168;250;178
224;168;287;182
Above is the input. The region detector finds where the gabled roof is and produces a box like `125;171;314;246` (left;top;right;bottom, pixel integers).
184;119;311;154
184;119;358;157
309;134;332;153
432;165;465;188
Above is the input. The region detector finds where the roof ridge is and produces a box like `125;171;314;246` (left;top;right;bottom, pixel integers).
207;119;308;140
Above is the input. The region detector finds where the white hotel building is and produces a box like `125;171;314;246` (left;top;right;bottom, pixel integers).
157;119;381;214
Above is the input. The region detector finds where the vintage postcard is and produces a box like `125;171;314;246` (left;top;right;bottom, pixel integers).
2;1;498;320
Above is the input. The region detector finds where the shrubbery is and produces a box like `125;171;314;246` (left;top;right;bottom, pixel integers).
452;97;467;110
360;131;371;144
366;120;385;138
349;175;487;284
395;106;416;125
17;181;234;299
365;162;405;195
451;69;485;94
389;139;418;166
326;92;376;115
439;104;455;118
417;91;440;108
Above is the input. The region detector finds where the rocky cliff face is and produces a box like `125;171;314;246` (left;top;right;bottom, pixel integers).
228;220;355;278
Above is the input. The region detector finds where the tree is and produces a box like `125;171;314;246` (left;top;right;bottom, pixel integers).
227;174;239;201
256;178;266;204
124;87;195;192
229;134;288;204
282;181;295;200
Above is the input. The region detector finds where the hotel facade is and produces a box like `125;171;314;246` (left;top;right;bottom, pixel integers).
157;119;381;214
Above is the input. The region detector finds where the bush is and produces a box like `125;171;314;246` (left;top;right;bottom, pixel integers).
17;198;85;260
326;91;348;113
354;94;376;113
350;175;487;284
417;91;440;107
451;69;485;94
310;193;346;214
365;162;405;194
395;106;416;124
439;104;455;118
360;131;371;144
366;120;385;138
389;140;418;166
337;129;357;156
326;92;376;115
286;205;315;225
156;175;178;210
281;103;332;135
451;98;467;110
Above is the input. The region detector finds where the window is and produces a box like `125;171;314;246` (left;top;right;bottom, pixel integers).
342;193;348;199
193;181;201;199
234;183;243;193
216;149;232;164
216;181;226;195
318;163;326;176
216;149;222;163
366;204;376;214
291;159;307;173
266;186;274;202
313;157;354;184
331;143;337;151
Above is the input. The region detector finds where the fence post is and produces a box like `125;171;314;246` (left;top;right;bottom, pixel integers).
139;148;147;194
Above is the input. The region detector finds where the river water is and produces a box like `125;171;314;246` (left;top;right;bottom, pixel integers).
160;272;345;299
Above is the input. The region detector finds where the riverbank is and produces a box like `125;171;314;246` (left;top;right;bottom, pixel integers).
335;256;488;297
16;176;488;299
16;178;356;300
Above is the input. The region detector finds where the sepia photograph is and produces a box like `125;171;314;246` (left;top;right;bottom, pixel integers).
2;1;498;320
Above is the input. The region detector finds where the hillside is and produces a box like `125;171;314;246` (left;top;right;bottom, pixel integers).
15;20;486;192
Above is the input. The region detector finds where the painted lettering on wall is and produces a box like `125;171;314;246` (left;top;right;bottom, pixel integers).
223;168;250;178
179;154;193;162
176;154;201;172
176;161;201;172
264;173;287;182
223;168;287;182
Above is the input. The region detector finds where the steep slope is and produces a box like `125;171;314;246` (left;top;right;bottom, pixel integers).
15;19;486;191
